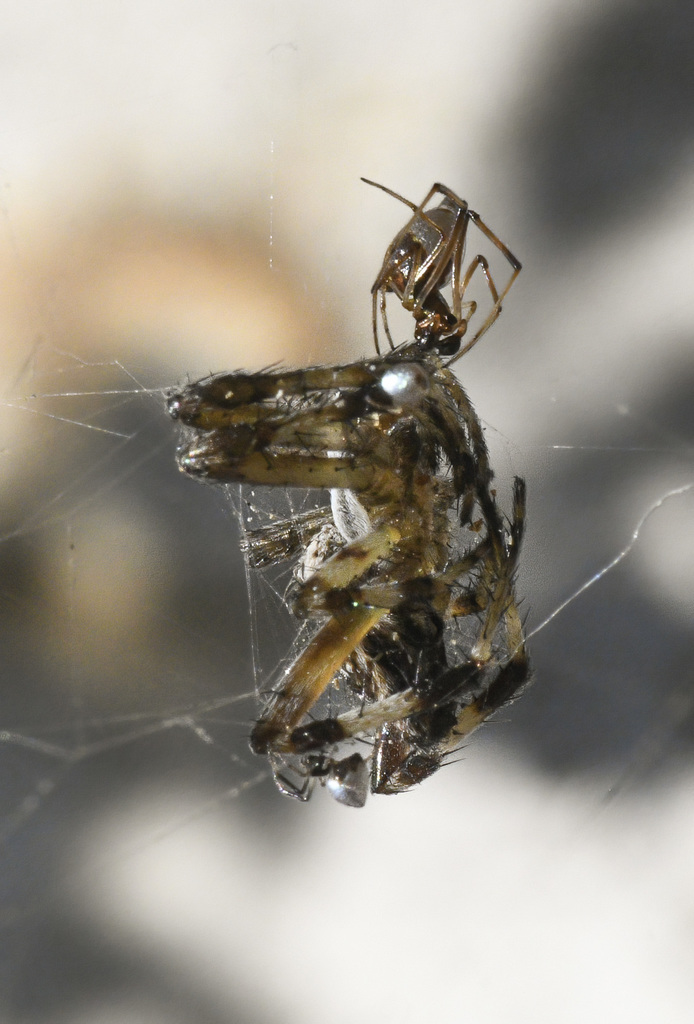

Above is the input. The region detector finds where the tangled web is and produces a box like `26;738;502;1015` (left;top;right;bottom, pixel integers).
0;336;693;929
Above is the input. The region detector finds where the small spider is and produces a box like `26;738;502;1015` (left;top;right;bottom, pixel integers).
169;182;528;807
364;178;521;358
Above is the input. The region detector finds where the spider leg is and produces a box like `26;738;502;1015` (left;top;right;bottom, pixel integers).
291;688;422;750
447;212;521;362
446;477;528;748
177;437;379;490
471;476;525;663
169;362;379;430
172;362;409;492
249;602;387;755
446;253;503;357
296;534;492;618
360;177;420;212
449;204;466;322
373;241;429;351
270;754;316;802
372;287;387;353
251;515;405;755
443;627;529;752
300;478;527;782
291;522;402;617
286;521;509;765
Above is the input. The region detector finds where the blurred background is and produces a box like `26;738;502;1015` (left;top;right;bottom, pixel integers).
1;0;694;1020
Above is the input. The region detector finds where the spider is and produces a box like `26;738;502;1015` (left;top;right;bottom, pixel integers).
168;182;528;807
364;178;521;359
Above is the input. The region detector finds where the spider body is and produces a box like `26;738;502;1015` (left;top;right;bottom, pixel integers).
364;179;521;359
169;341;528;806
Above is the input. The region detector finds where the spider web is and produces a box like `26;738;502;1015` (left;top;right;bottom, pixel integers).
3;333;693;819
2;2;694;1019
2;243;694;1024
0;352;266;899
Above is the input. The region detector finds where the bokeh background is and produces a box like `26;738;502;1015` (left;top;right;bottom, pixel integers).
1;1;694;1021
